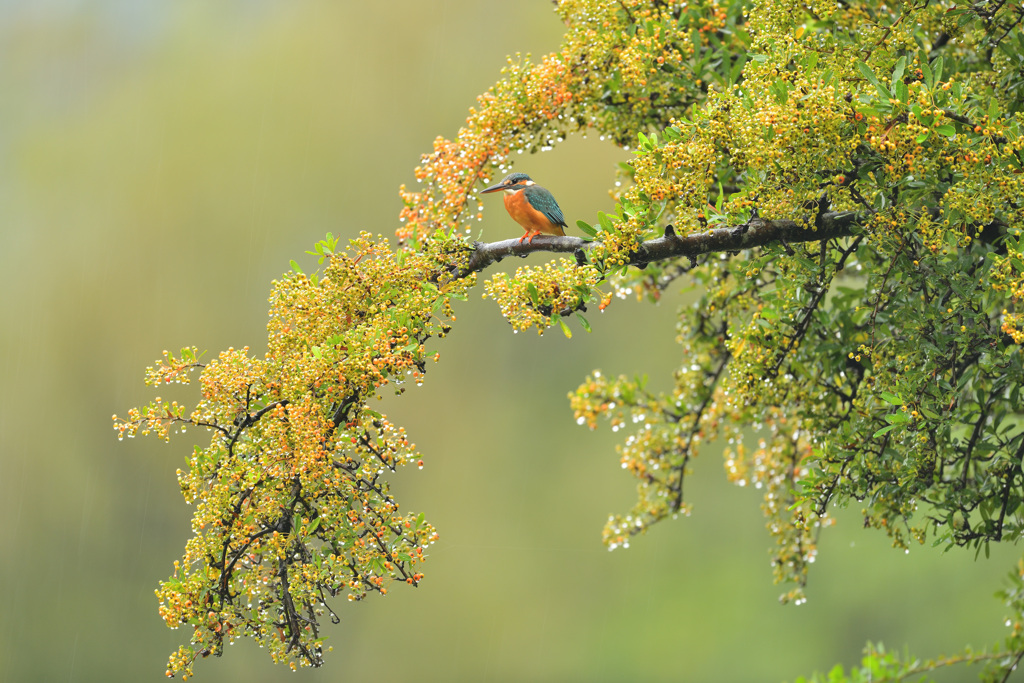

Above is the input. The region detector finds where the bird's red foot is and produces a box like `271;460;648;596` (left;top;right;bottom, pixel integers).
517;231;541;245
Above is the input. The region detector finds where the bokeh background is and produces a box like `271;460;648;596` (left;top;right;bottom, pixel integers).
0;2;1019;681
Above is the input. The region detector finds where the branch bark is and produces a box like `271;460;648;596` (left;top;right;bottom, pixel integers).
459;210;860;277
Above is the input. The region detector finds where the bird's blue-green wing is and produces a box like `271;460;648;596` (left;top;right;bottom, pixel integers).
524;186;568;228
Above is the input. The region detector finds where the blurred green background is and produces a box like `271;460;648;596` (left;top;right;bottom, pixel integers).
0;2;1018;681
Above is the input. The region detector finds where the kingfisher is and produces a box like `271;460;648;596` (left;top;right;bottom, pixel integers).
480;172;568;244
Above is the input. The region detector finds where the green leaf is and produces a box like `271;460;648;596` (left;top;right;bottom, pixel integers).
892;79;907;103
576;312;592;333
576;220;598;237
729;53;748;85
793;253;818;271
770;79;790;104
857;62;881;88
891;55;906;87
858;61;893;101
879;391;903;405
998;39;1019;61
988;96;1000;124
557;316;572;339
290;259;304;275
873;424;896;437
932;55;944;85
936;124;956;137
527;283;540;303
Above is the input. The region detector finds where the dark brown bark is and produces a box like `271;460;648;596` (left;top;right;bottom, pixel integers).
459;210;859;276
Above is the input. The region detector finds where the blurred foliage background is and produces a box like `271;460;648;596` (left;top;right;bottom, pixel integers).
0;2;1019;681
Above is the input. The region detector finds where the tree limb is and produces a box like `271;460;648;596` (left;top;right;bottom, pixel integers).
458;211;860;277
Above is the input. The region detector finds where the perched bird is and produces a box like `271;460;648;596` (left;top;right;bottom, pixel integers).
480;172;568;244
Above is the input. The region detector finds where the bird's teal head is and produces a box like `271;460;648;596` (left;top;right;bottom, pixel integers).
480;172;534;194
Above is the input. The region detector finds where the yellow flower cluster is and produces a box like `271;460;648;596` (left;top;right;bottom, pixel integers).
482;258;603;334
114;232;461;677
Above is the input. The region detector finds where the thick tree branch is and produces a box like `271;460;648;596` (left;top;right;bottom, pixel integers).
459;211;860;277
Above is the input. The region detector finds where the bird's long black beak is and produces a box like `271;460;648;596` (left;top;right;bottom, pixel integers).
479;181;506;194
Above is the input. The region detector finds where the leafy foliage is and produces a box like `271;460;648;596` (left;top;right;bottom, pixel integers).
561;0;1024;601
115;0;1024;679
114;233;468;677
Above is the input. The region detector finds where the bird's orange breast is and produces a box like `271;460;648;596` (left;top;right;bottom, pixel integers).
503;190;565;236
